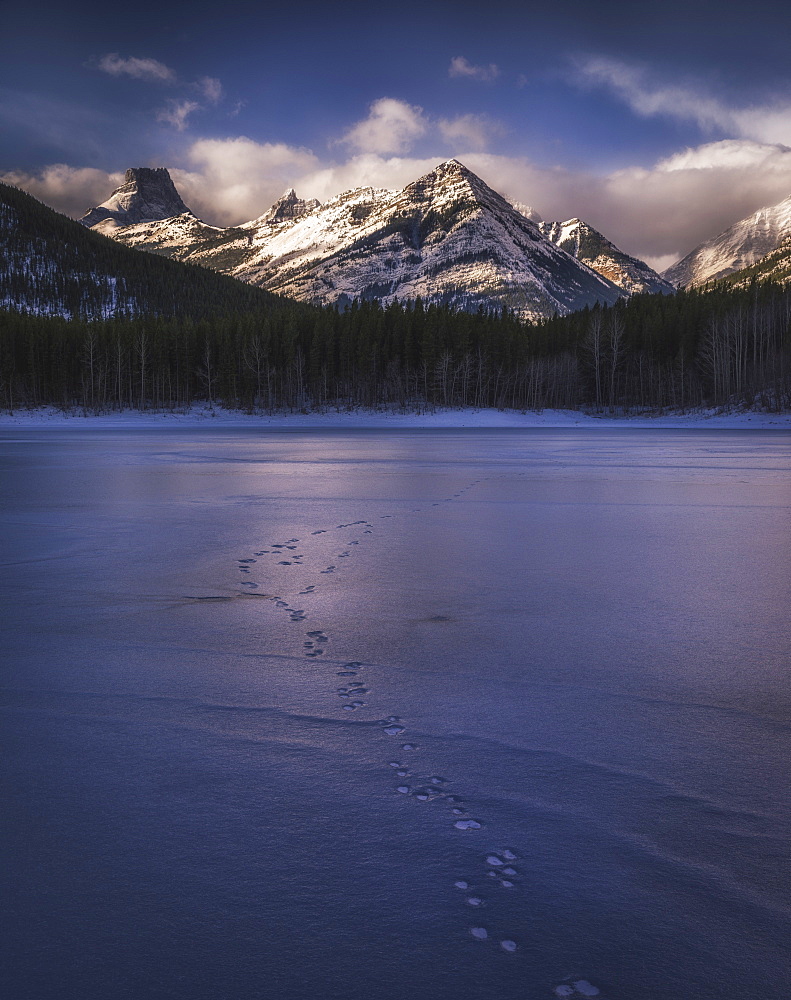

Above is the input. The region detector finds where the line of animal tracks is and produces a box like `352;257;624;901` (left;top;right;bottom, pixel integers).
234;476;601;999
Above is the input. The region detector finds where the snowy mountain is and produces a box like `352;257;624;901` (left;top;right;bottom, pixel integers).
82;161;626;320
80;167;193;232
664;194;791;288
538;218;673;295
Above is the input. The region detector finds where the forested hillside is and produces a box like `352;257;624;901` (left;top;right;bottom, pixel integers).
0;182;297;321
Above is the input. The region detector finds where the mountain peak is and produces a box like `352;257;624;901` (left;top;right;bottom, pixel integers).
80;166;191;230
264;188;321;223
432;158;476;181
408;159;495;205
83;159;656;318
539;217;673;296
123;166;171;185
510;202;543;224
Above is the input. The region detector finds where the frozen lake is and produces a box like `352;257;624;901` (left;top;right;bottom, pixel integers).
2;427;790;1000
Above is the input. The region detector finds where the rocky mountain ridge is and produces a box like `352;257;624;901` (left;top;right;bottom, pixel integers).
80;160;670;320
538;217;674;295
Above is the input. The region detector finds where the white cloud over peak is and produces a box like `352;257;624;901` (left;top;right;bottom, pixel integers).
340;99;505;156
448;56;499;83
171;137;321;224
97;53;176;83
340;98;428;155
438;114;504;151
575;55;791;146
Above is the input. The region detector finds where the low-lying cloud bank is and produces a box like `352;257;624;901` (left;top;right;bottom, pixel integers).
7;137;791;268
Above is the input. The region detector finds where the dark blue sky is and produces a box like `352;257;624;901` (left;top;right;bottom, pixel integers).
4;0;791;265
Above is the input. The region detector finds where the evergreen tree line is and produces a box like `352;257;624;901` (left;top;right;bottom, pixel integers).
1;279;790;413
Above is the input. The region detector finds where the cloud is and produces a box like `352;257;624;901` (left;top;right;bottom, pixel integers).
197;76;223;104
448;56;499;83
156;99;201;131
11;128;791;271
171;137;322;224
596;140;791;259
94;57;224;129
656;138;791;171
575;55;791;145
293;154;442;204
340;98;428;155
640;253;680;274
438;114;504;151
97;53;176;83
0;164;124;219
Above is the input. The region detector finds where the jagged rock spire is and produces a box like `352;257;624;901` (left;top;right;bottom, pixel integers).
80;167;192;230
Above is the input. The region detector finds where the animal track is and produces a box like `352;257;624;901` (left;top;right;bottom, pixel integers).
230;476;528;963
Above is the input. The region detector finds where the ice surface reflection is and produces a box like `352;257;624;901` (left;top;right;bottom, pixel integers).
1;428;790;1000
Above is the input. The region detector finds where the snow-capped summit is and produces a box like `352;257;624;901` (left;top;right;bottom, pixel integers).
80;167;193;233
664;194;791;288
82;160;640;319
408;158;498;205
232;159;622;318
540;217;673;295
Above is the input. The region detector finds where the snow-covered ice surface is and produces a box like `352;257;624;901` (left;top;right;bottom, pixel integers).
1;404;790;429
2;427;791;1000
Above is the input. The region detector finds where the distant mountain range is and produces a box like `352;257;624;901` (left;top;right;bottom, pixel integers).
663;194;791;288
79;161;672;320
7;159;791;326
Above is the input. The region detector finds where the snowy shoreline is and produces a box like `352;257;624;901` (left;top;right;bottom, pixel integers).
1;405;790;429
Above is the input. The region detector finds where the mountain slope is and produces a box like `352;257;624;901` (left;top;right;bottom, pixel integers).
721;233;791;288
538;218;673;295
83;161;625;320
664;195;791;288
0;181;286;320
237;161;625;318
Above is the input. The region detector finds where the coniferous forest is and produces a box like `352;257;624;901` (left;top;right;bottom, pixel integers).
1;181;790;413
2;284;790;414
